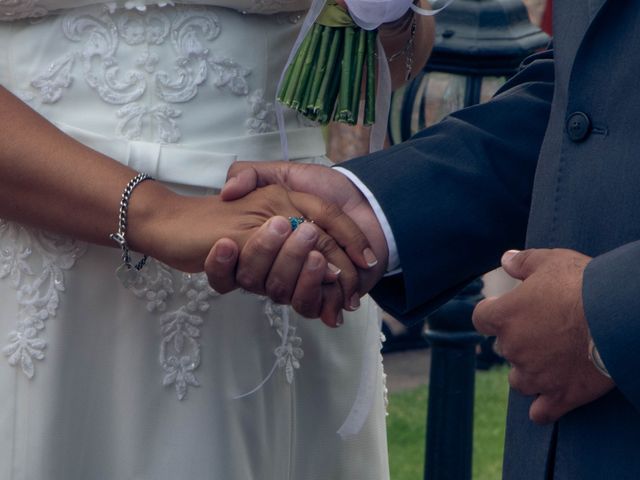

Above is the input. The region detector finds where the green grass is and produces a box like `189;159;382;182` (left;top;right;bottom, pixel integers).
387;366;510;480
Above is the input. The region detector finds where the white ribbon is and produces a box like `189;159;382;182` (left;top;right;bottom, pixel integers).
233;307;292;400
337;301;384;439
345;0;454;30
57;122;325;190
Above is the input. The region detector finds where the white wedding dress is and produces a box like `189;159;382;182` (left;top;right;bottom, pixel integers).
0;2;390;479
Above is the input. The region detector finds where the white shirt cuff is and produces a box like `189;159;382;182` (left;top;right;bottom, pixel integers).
334;167;401;273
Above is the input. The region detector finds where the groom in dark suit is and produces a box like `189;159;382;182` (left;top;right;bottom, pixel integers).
206;0;640;477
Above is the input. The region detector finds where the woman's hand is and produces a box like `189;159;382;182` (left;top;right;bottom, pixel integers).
136;185;370;327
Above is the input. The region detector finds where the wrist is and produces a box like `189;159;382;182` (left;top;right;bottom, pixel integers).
125;180;183;259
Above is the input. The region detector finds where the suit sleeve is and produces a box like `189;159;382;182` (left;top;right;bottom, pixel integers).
341;49;555;321
583;242;640;410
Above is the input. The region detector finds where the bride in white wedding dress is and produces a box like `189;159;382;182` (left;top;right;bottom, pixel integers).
0;1;432;478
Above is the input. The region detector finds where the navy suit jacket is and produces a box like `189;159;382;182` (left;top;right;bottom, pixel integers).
343;0;640;478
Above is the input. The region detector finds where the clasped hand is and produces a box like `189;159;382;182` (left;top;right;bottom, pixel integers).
186;161;390;328
148;179;381;328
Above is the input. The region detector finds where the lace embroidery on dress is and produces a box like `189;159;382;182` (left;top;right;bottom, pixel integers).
130;260;304;399
246;89;277;134
0;220;86;378
265;300;303;383
380;331;389;415
28;5;255;143
130;260;218;399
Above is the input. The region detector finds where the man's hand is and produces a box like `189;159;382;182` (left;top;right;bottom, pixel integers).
472;248;615;424
206;162;389;323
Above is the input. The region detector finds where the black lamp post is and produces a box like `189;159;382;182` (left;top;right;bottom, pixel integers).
388;1;549;479
389;0;549;143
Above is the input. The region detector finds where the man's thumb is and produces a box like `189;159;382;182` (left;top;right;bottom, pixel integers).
220;165;259;201
501;249;542;281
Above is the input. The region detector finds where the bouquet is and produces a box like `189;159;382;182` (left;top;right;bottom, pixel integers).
277;1;377;126
277;0;431;127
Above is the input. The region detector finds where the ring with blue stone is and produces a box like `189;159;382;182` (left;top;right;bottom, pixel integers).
288;216;311;231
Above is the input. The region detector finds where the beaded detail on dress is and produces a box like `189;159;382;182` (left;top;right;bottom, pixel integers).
0;220;86;378
128;259;303;400
130;261;218;399
0;227;305;397
23;5;259;143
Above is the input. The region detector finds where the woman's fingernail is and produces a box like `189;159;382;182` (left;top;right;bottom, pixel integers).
363;248;378;267
349;293;361;311
336;312;344;327
327;263;342;276
216;244;235;262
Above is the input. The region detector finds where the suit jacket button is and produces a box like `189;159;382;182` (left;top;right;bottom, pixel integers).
566;112;591;142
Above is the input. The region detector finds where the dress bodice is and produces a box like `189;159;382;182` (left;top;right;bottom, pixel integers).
0;2;325;190
0;0;312;20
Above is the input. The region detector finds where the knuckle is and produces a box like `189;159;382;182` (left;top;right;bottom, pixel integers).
262;184;282;195
499;343;515;363
266;278;292;304
227;163;240;177
292;298;320;319
206;270;232;292
236;270;261;292
514;249;538;275
530;407;553;425
320;200;344;221
253;235;278;255
472;300;501;332
508;369;528;394
315;234;339;256
338;265;357;290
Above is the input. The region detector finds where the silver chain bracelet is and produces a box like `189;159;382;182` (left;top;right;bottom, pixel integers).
110;172;154;288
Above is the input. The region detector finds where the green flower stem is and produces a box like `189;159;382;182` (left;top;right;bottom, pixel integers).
350;27;367;125
324;55;343;123
292;23;323;109
365;29;378;125
315;27;343;123
277;3;379;127
301;51;319;114
339;26;356;123
307;25;333;113
280;30;314;106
